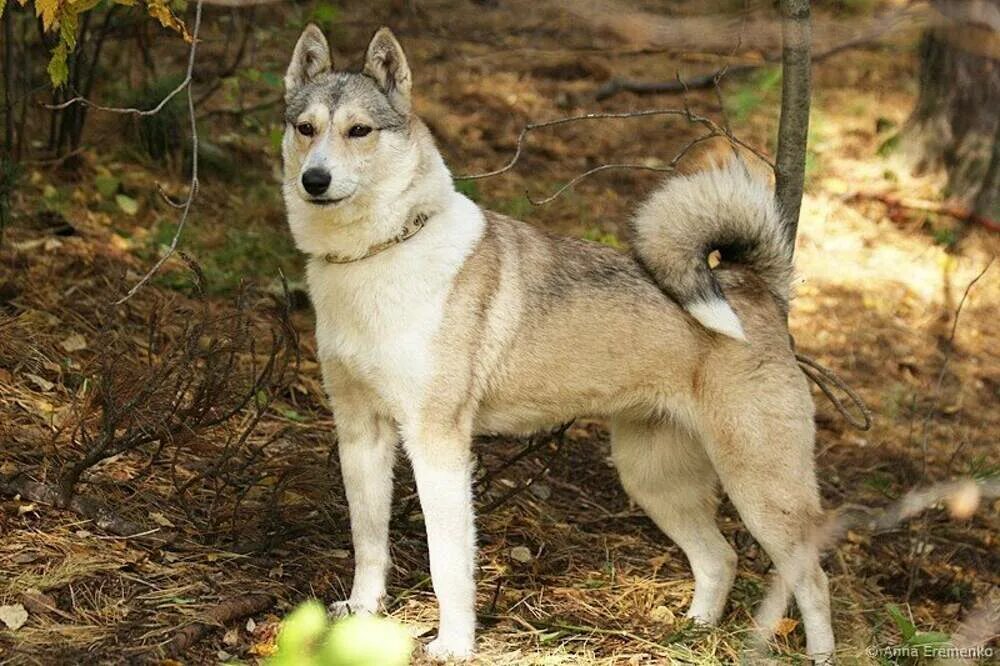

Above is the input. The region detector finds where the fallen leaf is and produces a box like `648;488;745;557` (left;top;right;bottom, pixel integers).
246;617;256;633
774;617;799;638
12;551;41;564
528;482;551;500
248;641;277;657
110;234;131;251
407;622;435;638
0;604;28;631
25;374;55;392
148;512;175;527
650;605;675;623
59;333;88;352
510;546;533;563
116;194;139;216
20;589;56;615
94;174;120;199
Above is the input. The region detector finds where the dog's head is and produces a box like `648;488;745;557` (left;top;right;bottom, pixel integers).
282;25;412;209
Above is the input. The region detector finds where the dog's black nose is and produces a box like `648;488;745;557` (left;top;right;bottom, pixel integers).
301;168;331;196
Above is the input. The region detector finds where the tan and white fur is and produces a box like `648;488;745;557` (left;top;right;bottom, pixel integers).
282;25;835;662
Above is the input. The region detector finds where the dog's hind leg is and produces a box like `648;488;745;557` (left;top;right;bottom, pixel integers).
696;360;835;662
611;418;737;625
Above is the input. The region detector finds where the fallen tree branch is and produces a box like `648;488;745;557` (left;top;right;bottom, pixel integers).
850;191;1000;232
166;592;276;656
592;14;906;101
0;474;175;543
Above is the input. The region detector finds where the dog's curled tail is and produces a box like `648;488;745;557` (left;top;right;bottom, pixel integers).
631;158;793;341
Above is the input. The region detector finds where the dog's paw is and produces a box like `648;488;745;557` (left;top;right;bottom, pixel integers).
327;599;377;619
425;635;474;661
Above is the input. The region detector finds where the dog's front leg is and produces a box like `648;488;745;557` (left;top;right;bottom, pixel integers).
405;427;477;660
330;403;398;617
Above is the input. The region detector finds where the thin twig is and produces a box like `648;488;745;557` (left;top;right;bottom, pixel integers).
456;108;772;207
918;257;995;475
114;0;204;304
39;1;205;304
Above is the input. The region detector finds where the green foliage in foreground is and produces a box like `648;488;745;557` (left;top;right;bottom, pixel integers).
266;601;413;666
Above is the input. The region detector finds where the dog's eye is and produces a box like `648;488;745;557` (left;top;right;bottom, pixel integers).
296;122;315;137
348;124;373;138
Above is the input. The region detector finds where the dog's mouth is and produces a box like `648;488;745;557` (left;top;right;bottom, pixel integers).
306;196;349;207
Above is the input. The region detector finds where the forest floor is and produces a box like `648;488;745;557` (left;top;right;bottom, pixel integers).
0;0;998;664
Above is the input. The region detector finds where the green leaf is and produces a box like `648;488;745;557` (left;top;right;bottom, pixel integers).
60;9;79;51
0;0;8;21
279;407;306;422
310;2;340;28
261;71;282;89
115;194;139;216
886;603;916;641
908;631;950;647
47;43;69;88
95;174;120;199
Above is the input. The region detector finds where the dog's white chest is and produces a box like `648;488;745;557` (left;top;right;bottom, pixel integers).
306;197;485;416
311;263;443;408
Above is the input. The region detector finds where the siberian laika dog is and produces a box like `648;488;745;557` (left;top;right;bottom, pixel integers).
281;24;835;662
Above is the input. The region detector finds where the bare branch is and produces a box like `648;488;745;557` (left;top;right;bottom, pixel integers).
528;132;721;205
594;64;758;102
114;0;204;304
456;108;772;205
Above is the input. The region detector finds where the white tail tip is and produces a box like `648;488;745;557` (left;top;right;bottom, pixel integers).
687;299;747;341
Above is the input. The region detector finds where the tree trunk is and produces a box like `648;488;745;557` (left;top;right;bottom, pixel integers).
775;0;813;249
973;110;1000;220
899;3;1000;205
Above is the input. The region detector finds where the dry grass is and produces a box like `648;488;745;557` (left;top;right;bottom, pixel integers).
1;1;998;664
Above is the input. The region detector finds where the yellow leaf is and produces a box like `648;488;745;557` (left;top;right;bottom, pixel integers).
773;617;799;638
248;641;277;657
145;0;190;41
35;0;59;31
70;0;103;11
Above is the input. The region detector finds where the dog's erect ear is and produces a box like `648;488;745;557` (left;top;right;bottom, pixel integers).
363;27;411;113
285;25;332;94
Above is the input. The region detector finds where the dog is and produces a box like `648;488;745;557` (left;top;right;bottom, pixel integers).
281;25;834;662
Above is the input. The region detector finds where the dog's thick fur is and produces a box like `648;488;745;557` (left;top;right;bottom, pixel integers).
282;25;834;661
